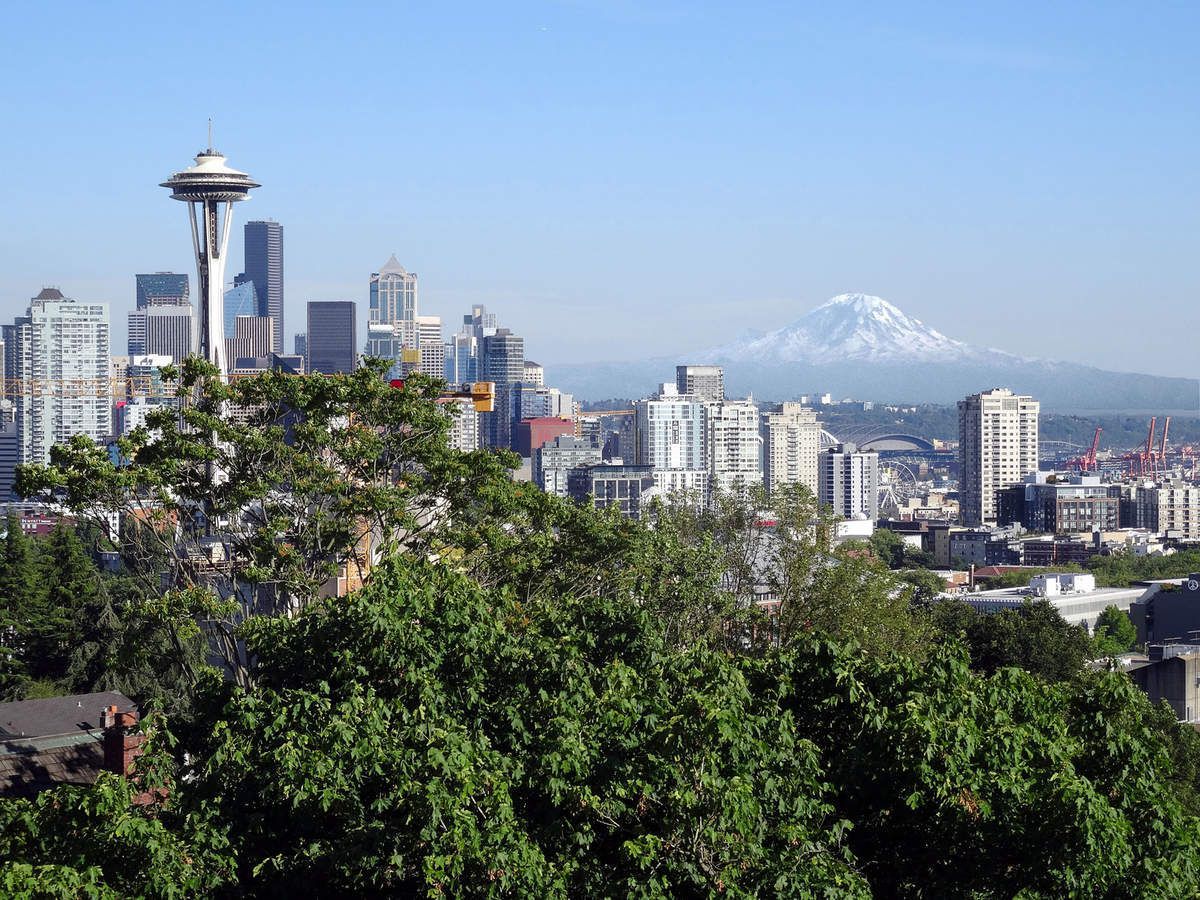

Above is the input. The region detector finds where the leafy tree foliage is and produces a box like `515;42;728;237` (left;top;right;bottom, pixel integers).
930;598;1093;682
182;556;865;896
16;357;516;687
1093;604;1138;656
8;554;1198;897
5;366;1200;896
868;527;934;570
0;722;233;897
1087;549;1200;588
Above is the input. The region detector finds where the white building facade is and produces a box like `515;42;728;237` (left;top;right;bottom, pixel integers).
707;399;763;496
7;289;110;464
819;442;880;520
958;388;1039;526
761;402;820;499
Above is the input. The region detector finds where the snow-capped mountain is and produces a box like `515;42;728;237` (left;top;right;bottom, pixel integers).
710;293;997;365
549;293;1198;410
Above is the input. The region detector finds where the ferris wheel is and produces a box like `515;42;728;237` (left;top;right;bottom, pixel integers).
878;461;919;513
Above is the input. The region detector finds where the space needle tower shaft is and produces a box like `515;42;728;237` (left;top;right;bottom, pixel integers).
160;133;260;375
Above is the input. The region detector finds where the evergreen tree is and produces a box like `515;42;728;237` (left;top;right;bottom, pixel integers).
0;513;40;698
27;523;98;683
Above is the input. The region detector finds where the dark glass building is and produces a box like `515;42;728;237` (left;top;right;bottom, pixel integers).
241;220;284;353
135;273;189;309
306;301;357;375
480;328;525;450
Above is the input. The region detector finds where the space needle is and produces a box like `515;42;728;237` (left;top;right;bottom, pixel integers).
161;130;260;376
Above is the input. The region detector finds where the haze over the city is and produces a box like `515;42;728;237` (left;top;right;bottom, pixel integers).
2;1;1198;377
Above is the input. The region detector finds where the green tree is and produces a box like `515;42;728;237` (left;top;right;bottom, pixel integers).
181;555;865;896
1093;604;1138;656
16;358;516;688
20;523;100;686
0;514;40;699
0;721;234;897
931;598;1093;682
895;567;946;605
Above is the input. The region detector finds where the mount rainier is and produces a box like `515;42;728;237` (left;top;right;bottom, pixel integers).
550;293;1198;411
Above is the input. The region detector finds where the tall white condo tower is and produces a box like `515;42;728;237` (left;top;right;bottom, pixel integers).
160;138;259;375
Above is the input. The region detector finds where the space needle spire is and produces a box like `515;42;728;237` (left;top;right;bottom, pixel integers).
161;135;260;375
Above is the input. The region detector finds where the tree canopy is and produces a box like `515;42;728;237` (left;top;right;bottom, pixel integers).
4;364;1200;896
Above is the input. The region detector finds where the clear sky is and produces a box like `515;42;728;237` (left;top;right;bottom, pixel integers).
1;2;1198;376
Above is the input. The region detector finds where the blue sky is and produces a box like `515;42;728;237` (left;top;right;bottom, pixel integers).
1;2;1198;376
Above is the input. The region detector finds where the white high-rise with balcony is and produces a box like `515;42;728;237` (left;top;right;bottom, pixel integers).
819;442;879;520
707;398;763;496
958;388;1040;526
761;402;820;499
6;289;110;464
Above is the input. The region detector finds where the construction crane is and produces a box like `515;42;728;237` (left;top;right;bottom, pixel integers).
575;409;635;419
1159;415;1171;476
1068;427;1102;472
390;379;495;412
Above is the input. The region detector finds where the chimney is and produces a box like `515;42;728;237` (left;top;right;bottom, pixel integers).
102;706;145;776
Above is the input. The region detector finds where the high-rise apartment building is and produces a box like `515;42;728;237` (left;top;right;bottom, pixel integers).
958;388;1040;526
535;434;603;497
676;365;724;403
761;402;820;499
306;301;357;375
707;399;763;496
242;220;284;353
135;273;189;308
523;361;545;387
6;289;110;464
632;384;710;502
441;397;480;453
415;316;444;378
819;443;880;520
1137;482;1200;539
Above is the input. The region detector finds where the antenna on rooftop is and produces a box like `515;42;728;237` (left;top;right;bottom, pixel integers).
207;117;213;151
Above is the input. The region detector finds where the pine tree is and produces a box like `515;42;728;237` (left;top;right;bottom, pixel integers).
0;513;39;698
28;523;98;683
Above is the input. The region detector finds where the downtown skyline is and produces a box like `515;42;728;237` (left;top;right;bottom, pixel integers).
2;3;1200;377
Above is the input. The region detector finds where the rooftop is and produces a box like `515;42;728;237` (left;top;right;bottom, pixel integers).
0;691;135;740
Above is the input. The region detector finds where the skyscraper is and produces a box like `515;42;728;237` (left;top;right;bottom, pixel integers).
223;280;258;338
480;327;525;449
307;301;358;375
242;220;284;353
369;255;417;324
135;273;189;308
444;331;477;383
676;365;724;403
707;398;762;497
128;305;194;362
6;289;110;464
225;315;274;365
160;143;259;374
633;384;709;501
761;402;821;498
958;388;1040;526
363;257;442;379
819;443;880;520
